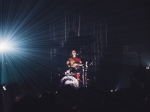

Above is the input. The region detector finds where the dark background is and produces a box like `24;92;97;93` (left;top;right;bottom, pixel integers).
0;0;149;93
0;0;150;112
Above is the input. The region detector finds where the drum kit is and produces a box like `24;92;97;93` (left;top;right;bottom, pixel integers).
60;61;90;88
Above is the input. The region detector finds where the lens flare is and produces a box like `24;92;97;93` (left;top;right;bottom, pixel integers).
0;41;14;52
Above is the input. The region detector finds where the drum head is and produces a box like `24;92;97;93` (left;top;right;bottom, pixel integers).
60;76;79;88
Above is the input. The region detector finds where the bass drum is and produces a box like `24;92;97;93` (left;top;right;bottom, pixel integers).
60;76;79;88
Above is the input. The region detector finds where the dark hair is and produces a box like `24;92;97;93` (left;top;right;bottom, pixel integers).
70;50;76;57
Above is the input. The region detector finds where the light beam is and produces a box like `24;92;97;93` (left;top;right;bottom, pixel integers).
0;41;14;52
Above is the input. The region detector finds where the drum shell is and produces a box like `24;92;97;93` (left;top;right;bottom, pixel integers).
76;73;80;80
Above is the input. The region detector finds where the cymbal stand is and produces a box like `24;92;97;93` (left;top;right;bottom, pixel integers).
82;61;88;87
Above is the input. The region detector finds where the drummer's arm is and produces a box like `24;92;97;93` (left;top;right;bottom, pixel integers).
66;61;71;67
79;61;82;63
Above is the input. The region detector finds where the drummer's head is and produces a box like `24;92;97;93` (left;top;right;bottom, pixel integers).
70;50;76;57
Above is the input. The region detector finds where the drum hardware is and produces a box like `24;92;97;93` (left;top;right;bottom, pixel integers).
82;61;93;87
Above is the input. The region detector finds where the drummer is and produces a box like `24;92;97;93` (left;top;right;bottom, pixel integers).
66;50;83;79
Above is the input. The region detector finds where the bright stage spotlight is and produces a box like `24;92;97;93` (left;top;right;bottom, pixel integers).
0;41;14;52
